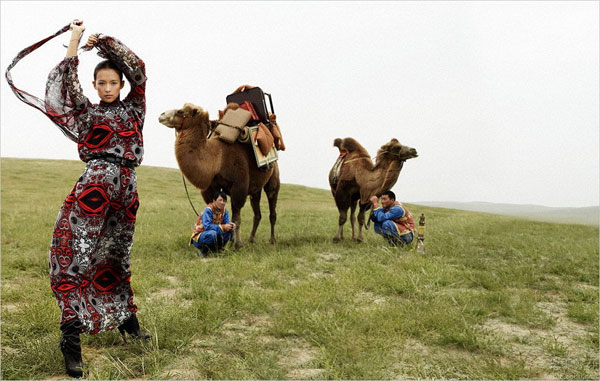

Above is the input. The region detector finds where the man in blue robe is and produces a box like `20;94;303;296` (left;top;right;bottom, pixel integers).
191;191;235;256
370;190;416;246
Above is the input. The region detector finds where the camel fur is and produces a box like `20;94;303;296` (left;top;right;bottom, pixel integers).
158;103;280;248
329;137;418;242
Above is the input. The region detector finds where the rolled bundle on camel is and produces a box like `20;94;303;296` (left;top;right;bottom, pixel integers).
329;137;418;242
158;103;280;248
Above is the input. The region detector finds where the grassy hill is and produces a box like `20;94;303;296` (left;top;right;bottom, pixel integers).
414;201;599;226
1;158;598;380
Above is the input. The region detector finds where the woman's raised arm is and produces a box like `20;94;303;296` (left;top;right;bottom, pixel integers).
65;20;85;58
92;35;146;114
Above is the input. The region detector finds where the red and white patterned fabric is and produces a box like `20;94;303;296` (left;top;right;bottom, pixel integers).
6;26;147;334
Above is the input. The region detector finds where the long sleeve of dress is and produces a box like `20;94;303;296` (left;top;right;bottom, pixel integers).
371;205;405;223
44;56;92;142
95;36;146;119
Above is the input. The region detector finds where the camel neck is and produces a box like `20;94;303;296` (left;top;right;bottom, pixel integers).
174;115;221;189
374;157;404;195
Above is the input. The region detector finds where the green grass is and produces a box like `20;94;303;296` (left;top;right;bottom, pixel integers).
2;157;598;380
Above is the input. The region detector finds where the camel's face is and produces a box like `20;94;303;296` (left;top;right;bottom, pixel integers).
379;138;418;161
158;103;208;131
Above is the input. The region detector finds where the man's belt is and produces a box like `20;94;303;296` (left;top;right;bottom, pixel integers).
86;155;137;168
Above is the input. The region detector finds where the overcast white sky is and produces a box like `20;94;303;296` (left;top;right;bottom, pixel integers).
1;1;598;207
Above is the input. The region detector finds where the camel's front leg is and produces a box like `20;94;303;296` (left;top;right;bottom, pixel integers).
350;200;358;241
230;206;243;249
248;192;262;243
333;207;348;242
356;203;370;243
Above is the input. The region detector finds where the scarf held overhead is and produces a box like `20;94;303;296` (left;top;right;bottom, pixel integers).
5;24;93;142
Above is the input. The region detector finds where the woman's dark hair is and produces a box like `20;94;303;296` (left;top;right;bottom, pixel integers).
381;190;396;200
213;191;228;202
93;60;123;82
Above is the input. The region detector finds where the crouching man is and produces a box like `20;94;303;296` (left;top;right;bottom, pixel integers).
369;190;416;246
191;191;236;256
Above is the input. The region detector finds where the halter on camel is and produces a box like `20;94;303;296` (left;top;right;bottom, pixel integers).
175;114;201;216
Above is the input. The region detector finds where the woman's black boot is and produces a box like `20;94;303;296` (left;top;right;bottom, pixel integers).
118;314;151;343
60;319;84;378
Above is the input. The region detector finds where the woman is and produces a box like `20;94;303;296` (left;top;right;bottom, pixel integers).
6;20;149;378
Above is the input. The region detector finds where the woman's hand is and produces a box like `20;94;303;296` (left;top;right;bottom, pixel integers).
69;19;85;35
86;34;100;47
66;20;85;58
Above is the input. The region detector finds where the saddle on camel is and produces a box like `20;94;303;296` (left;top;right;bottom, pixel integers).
211;85;285;169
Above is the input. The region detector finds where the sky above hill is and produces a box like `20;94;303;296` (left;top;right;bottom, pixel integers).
1;1;598;207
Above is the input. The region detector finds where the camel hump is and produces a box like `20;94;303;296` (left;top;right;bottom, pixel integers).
340;137;370;157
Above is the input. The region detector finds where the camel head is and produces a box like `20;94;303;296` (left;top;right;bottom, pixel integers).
377;138;418;162
158;103;210;133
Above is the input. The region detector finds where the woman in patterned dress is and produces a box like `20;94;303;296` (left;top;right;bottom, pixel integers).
6;20;149;378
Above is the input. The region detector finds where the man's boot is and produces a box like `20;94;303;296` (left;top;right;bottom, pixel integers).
118;314;151;343
60;319;84;378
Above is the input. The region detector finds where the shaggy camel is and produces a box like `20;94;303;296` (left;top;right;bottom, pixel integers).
158;103;280;248
329;137;418;242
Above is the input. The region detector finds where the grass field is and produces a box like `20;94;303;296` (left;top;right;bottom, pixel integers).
1;158;598;380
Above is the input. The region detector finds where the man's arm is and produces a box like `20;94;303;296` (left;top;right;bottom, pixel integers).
371;205;405;223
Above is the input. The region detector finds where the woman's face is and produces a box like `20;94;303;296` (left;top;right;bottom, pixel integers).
93;68;124;103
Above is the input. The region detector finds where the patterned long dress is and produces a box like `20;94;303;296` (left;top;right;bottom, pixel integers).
5;27;146;334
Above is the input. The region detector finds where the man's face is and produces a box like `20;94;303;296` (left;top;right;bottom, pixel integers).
381;194;394;208
214;196;227;210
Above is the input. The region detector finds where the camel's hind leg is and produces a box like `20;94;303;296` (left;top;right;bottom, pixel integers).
264;171;280;244
248;191;262;244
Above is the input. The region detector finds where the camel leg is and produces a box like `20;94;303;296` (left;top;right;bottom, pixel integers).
333;207;348;242
356;203;369;243
264;173;280;244
247;192;262;244
230;187;247;249
350;200;357;241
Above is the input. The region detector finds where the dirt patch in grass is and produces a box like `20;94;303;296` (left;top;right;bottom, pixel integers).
150;288;177;299
310;271;333;279
575;282;597;291
1;345;20;355
160;356;201;380
278;338;324;379
481;300;594;378
535;301;589;341
146;286;193;307
165;275;179;285
355;291;387;310
2;303;20;312
287;367;325;379
318;252;341;262
244;280;263;290
221;314;271;338
483;319;530;339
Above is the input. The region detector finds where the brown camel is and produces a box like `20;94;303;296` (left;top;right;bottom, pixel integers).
328;137;418;242
158;103;280;248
